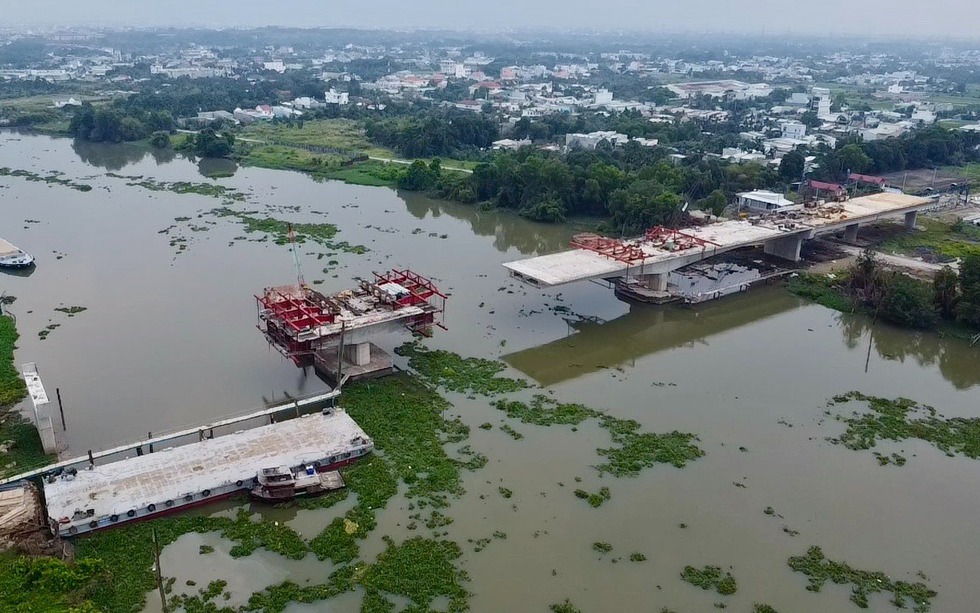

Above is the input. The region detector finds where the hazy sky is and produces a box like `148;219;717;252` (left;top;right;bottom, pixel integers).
12;0;980;38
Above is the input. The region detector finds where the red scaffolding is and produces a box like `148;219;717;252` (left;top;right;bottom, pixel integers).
255;269;447;364
569;227;720;264
570;233;648;264
642;226;720;251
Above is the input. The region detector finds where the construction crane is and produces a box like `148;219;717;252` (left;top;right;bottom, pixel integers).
287;223;305;287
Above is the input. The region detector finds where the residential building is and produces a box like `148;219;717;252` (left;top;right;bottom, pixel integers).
737;190;799;214
324;89;350;105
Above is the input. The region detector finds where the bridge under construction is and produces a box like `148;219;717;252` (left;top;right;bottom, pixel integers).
503;192;932;300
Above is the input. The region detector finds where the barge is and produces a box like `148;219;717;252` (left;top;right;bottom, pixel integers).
43;407;373;537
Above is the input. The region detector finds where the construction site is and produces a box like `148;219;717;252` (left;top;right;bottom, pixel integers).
504;192;934;303
256;268;447;383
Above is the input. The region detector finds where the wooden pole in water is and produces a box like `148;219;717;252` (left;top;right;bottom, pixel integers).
152;527;168;613
56;388;66;431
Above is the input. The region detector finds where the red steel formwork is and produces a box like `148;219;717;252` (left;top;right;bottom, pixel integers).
569;227;720;264
642;226;720;251
569;233;647;264
256;269;446;364
372;268;448;334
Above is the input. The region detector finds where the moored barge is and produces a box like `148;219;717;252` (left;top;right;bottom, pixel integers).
43;407;373;537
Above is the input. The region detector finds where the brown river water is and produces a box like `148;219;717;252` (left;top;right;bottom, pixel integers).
1;131;979;612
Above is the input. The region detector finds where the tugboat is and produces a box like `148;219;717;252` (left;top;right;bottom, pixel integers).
0;238;35;269
250;465;345;503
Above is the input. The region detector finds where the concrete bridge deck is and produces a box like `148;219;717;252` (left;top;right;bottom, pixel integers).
503;192;932;288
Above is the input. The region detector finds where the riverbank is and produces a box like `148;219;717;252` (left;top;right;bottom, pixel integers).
0;314;51;480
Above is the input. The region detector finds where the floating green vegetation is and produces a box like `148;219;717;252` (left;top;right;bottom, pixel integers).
681;565;738;596
494;395;595;427
69;510;307;612
108;173;246;201
596;416;703;477
493;395;704;477
198;544;214;555
788;546;936;612
592;542;613;554
754;605;779;613
169;579;233;613
209;208;367;254
498;486;513;499
828;391;980;463
500;424;524;440
359;536;469;612
550;600;583;613
0;553;105;611
38;323;60;340
629;553;647;562
0;166;92;191
54;306;87;316
573;486;611;508
395;342;529;396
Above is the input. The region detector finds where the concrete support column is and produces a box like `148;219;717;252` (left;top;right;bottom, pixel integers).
844;223;859;243
763;235;803;262
904;210;918;230
641;273;669;292
344;342;371;366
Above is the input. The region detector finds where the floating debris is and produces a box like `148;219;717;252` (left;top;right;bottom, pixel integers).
681;565;738;596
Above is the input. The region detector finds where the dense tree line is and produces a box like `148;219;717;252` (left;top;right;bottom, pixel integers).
397;143;780;228
846;249;980;332
68;104;175;143
364;112;499;158
815;126;980;181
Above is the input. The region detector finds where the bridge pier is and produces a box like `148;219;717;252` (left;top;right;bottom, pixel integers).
639;273;669;292
844;223;859;243
905;211;918;230
763;235;803;262
345;342;372;367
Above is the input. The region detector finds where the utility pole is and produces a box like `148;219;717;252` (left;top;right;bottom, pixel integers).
152;527;168;613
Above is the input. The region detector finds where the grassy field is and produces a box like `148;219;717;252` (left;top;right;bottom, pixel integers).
943;162;980;188
241;119;392;158
878;218;980;260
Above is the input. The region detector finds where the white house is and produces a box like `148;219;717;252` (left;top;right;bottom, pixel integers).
781;121;807;140
324;89;349;105
737;190;799;214
594;88;614;105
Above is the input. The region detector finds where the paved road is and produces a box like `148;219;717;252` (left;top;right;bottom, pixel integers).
367;156;473;174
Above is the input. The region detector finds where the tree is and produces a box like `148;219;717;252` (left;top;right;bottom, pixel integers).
192;128;234;158
800;111;821;129
149;131;171;149
879;274;939;330
778;150;806;182
956;252;980;328
933;266;959;319
699;190;728;217
837;144;872;175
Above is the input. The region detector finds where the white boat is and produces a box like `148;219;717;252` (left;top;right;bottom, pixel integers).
0;238;35;269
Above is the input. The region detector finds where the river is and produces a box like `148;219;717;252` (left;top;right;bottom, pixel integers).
2;131;979;612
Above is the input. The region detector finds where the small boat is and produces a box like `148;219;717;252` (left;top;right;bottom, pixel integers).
250;465;345;503
0;238;35;269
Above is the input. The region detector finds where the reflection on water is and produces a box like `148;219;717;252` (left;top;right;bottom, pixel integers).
198;157;239;179
839;313;980;390
504;287;801;386
401;191;572;255
70;138;176;171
